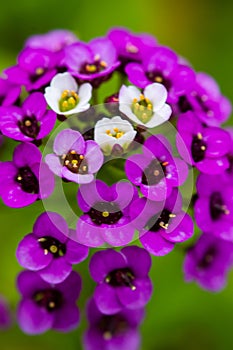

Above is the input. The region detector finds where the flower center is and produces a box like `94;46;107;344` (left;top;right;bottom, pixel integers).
105;127;125;139
87;201;123;226
146;209;176;232
15;167;39;194
33;289;63;312
105;268;136;290
191;132;207;162
61;150;88;174
197;245;217;269
132;94;153;124
210;192;230;221
80;55;108;75
59;90;79;112
146;71;172;91
18;116;40;139
98;314;128;340
126;43;139;54
37;236;66;257
142;159;168;186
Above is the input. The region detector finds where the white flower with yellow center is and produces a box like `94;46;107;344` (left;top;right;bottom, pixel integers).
94;116;137;155
44;72;92;115
119;83;172;128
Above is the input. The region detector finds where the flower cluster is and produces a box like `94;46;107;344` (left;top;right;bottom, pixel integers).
0;27;232;348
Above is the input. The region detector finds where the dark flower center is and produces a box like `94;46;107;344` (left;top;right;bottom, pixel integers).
197;245;217;269
80;56;108;75
87;201;123;226
191;133;207;162
210;192;230;221
18;116;40;139
142;159;168;186
15;166;39;194
61;150;88;174
105;268;136;290
146;209;176;232
33;289;63;312
30;67;46;83
37;236;66;257
178;95;193;113
98;314;128;340
194;94;213;116
146;71;172;91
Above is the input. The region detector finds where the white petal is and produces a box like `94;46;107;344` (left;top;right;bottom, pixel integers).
144;83;168;110
50;72;77;92
44;87;62;114
119;85;141;105
116;130;137;147
145;103;172;128
78;83;92;106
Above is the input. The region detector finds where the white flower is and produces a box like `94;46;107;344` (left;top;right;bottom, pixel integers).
119;83;172;128
94;116;137;155
44;72;92;115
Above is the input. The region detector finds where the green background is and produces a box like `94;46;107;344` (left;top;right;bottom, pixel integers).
0;0;233;349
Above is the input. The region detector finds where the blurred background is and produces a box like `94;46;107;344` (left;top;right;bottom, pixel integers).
0;0;233;349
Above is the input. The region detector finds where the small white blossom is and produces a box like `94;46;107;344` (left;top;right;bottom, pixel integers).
119;83;172;128
94;116;137;155
44;72;92;115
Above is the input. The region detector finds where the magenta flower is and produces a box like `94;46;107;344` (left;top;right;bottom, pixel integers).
16;212;89;284
64;37;120;87
108;27;157;66
194;173;233;242
0;77;21;107
5;47;58;92
125;46;195;103
125;135;188;201
45;129;103;184
89;246;152;314
84;298;144;350
76;179;138;247
0;296;11;330
177;72;232;126
184;233;233;292
130;189;194;256
177;111;231;174
0;92;56;141
0;142;54;208
17;270;81;334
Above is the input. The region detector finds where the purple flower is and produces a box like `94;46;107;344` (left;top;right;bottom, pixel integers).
177;111;231;174
64;37;120;87
76;179;138;247
194;173;233;242
84;298;144;350
0;296;11;330
108;27;157;66
177;72;232;126
125;135;188;201
0;142;54;208
184;233;233;292
5;47;58;92
0;92;56;141
89;246;152;314
16;211;88;284
17;270;81;334
0;77;21;107
130;189;194;256
25;29;78;52
45;129;103;184
125;46;195;103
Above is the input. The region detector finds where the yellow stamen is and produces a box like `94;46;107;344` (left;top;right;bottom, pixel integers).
44;249;49;255
133;98;138;103
155;76;163;83
86;64;97;73
162;161;169;166
35;67;44;75
197;132;203;140
113;127;119;133
68;97;76;106
102;211;109;217
17;176;22;181
49;302;55;309
62;101;68;108
100;60;107;68
79;155;84;160
24;120;32;127
50;245;58;254
103;331;112;340
154;170;160;176
70;150;76;154
61;90;69;99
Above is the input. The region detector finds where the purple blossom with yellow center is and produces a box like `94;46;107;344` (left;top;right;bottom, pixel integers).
0;92;56;141
17;270;81;334
76;179;138;247
16;211;89;284
184;233;233;292
125;135;188;201
130;189;194;256
45;129;103;184
89;246;152;314
84;298;144;350
177;111;231;174
0;142;54;208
